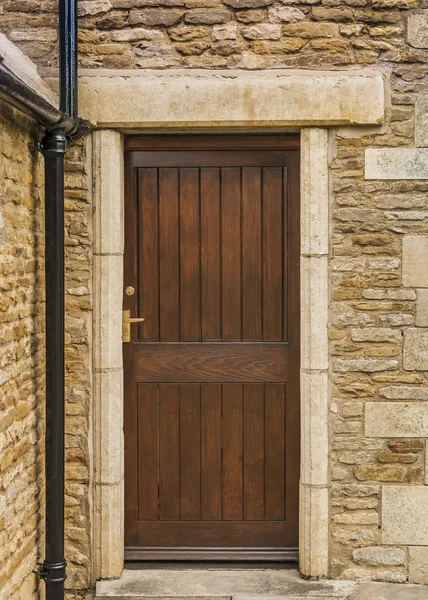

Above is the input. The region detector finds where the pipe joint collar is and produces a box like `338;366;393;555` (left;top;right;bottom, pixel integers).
40;559;67;584
39;130;67;155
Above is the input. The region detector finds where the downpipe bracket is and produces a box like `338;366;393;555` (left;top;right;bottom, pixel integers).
34;560;67;584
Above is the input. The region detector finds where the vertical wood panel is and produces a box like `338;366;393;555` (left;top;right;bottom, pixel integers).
262;167;284;341
138;169;159;341
159;168;180;341
242;168;262;340
243;384;265;521
222;383;243;520
201;168;221;341
159;383;180;520
137;384;159;520
180;168;201;341
283;168;289;342
221;168;241;341
201;383;222;520
265;384;285;520
180;384;201;520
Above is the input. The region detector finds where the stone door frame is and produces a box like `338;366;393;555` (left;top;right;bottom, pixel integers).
86;68;385;583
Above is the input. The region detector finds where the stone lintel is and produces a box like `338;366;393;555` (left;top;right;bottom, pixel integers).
47;69;386;129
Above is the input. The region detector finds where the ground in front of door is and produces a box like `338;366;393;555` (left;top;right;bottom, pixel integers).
95;569;427;599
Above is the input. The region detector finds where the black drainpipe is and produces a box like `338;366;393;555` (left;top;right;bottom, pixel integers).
39;2;79;599
0;2;86;599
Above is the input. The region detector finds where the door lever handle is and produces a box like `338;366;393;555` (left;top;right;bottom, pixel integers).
122;309;144;342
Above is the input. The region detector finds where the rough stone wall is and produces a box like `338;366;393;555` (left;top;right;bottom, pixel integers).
0;101;44;600
0;102;93;597
3;0;428;591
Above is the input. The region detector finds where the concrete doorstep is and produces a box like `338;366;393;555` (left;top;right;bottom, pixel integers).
95;569;427;600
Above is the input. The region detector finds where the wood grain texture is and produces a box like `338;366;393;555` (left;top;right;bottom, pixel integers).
133;343;288;383
124;138;300;556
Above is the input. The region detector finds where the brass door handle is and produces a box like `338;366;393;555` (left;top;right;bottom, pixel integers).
122;309;144;342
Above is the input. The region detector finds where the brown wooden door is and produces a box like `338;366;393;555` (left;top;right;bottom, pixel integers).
124;136;300;561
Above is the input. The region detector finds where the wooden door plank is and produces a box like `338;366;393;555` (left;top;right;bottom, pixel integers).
201;383;222;520
180;384;201;520
221;168;241;341
244;384;265;521
159;168;180;341
138;168;159;341
201;168;221;341
180;168;201;341
159;383;180;520
133;342;288;383
283;168;289;342
262;167;284;342
265;384;286;520
242;167;262;341
222;383;243;521
137;384;159;521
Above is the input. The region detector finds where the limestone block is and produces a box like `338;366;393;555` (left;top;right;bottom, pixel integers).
301;256;328;370
94;481;124;579
403;236;428;288
365;402;428;437
242;24;281;39
299;483;329;577
416;289;428;326
93;255;124;371
300;371;328;486
76;69;385;128
94;369;124;485
365;148;428;180
352;546;406;567
403;328;428;370
380;386;428;400
407;10;428;49
93;130;124;256
301;128;329;256
382;486;428;545
415;96;428;147
334;359;398;372
409;547;428;584
350;328;402;344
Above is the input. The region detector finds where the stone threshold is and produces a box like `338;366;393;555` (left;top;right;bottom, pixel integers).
95;569;427;600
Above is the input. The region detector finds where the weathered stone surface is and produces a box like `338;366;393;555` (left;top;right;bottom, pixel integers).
383;486;428;545
380;386;428;400
366;402;428;437
242;23;281;39
350;328;402;344
409;547;428;585
184;10;231;24
403;328;428;370
212;24;237;40
352;546;406;567
268;6;305;22
416;289;428;326
334;359;398;372
129;8;183;25
403;236;428;288
406;10;428;49
224;0;271;6
365;149;428;180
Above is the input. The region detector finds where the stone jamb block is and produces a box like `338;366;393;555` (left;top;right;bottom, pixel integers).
382;486;428;545
300;370;328;486
93;130;124;256
403;236;428;288
301;255;329;371
366;401;428;438
301;128;329;256
94;369;124;486
93;254;124;371
299;483;329;577
365;148;428;180
94;481;124;579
